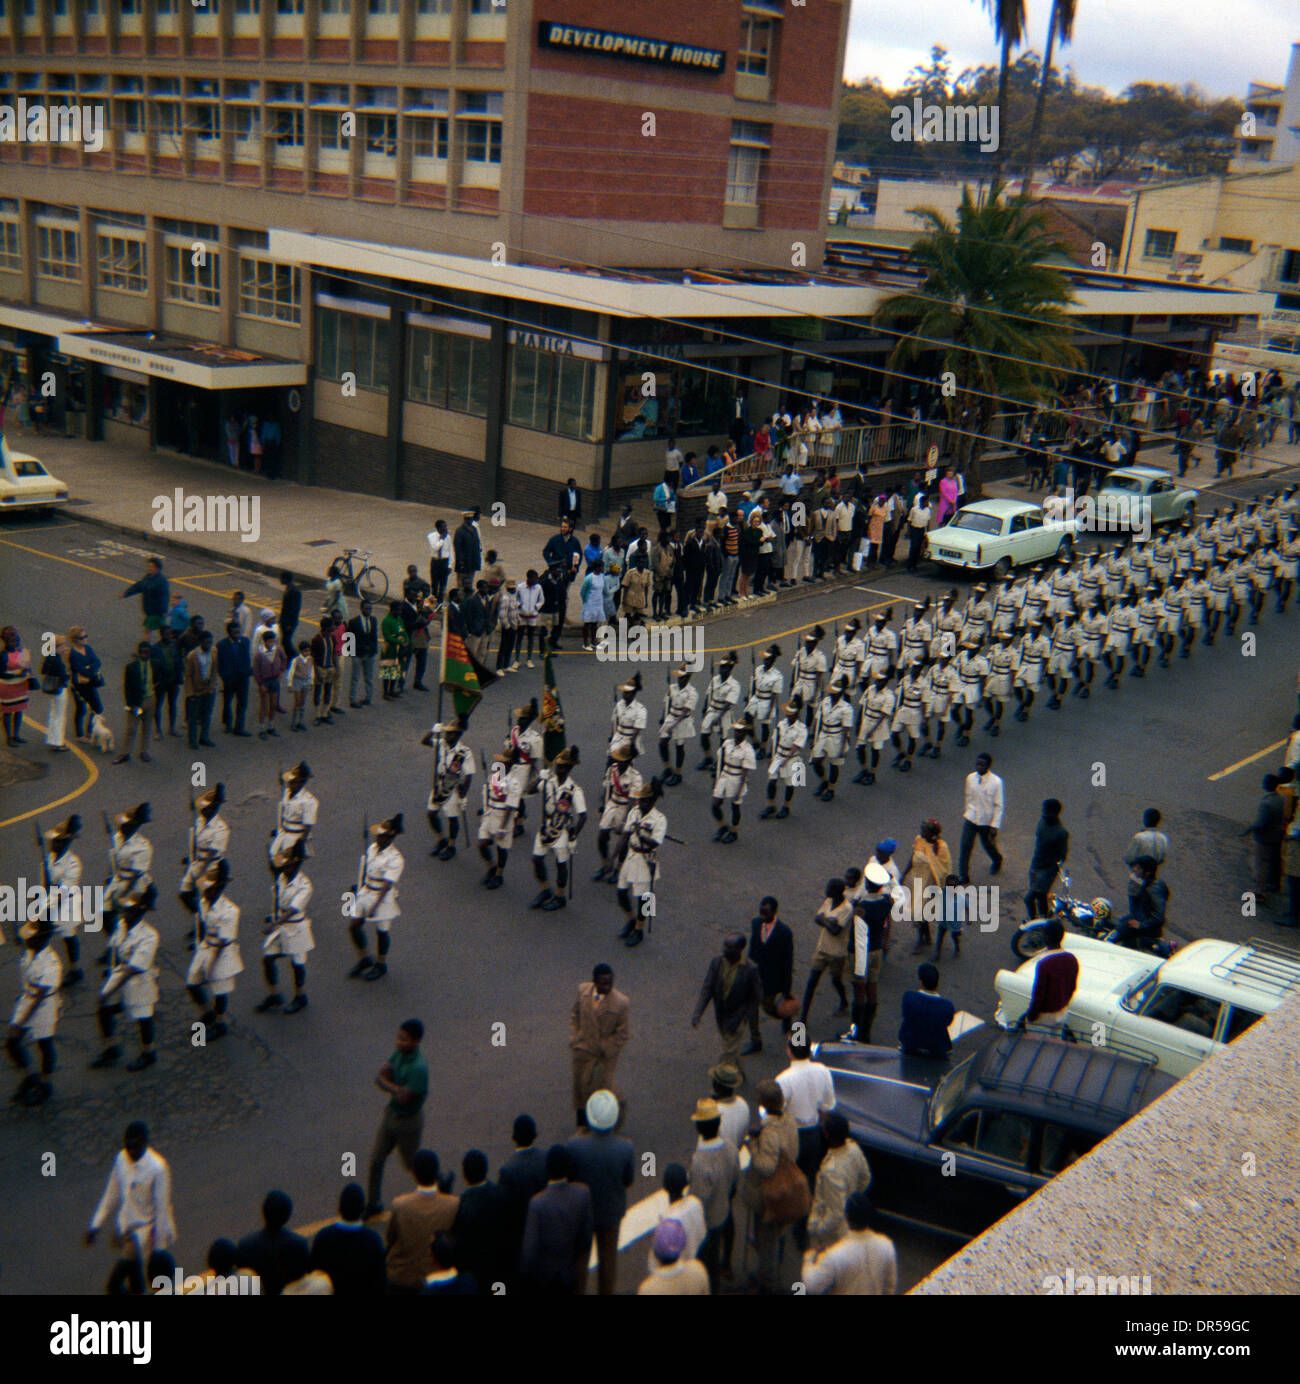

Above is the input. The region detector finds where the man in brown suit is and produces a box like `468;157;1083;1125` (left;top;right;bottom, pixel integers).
182;628;219;750
384;1149;460;1292
570;963;629;1123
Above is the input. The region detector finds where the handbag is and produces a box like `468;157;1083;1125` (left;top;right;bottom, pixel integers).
761;1151;811;1225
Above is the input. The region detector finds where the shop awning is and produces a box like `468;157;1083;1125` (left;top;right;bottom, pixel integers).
54;329;306;390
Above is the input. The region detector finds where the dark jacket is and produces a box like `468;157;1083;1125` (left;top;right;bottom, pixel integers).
564;1132;635;1231
308;1222;386;1296
519;1182;593;1291
123;657;155;709
124;569;169;619
453;523;482;576
347;612;379;658
462;592;489;638
148;641;182;692
450;1180;511;1294
692;954;762;1034
559;486;582;524
898;989;955;1057
279;583;302;633
682;534;706;576
748;918;794;997
217;634;252;682
499;1146;548;1254
542;532;581;578
235;1225;311;1296
1249;792;1286;845
1029;819;1070;873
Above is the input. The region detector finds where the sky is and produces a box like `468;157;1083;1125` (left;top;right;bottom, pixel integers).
844;0;1298;101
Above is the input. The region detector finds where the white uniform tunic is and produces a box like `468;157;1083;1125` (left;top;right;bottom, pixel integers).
932;607;963;659
598;762;644;832
91;1146;176;1257
1208;566;1233;613
480;763;524;847
609;698;648;756
857;684;895;748
745;665;784;724
659;683;699;744
180;813;229;894
1250;550;1278;591
12;945;62;1040
428;740;477;816
891;673;926;734
960;599;993;649
187;895;244;994
507;724;544;798
1134;595;1161;644
1016;633;1050;687
925;662;958;716
106;834;153;911
1158;586;1184;634
984;642;1019;698
862;627;898;681
264;871;314;961
1105;605;1138;652
811;696;854;763
953;650;988;706
104;919;160;1019
789;647;827;706
899;617;931;668
617;805;667;891
991;590;1021;636
271;788;318;860
1103;553;1129;598
768;717;808;782
1077;565;1106;611
1020;580;1051;628
47;851;83;940
713;738;757;802
700;673;741;735
1075;609;1107;660
830;635;866;690
533;772;587;862
1048;569;1078;619
357;842;404;929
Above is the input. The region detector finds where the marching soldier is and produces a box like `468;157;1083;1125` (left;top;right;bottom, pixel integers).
921;653;959;757
1019;566;1051;630
179;784;229;915
1046;613;1078;707
1156;577;1185;667
1248;545;1278;625
479;750;524;890
530;747;587;911
983;630;1019;735
594;745;643;882
890;662;927;768
7;917;62;1105
853;671;895;785
616;780;668;949
657;666;698;785
101;804;152;967
422;720;476;860
258;841;313;1014
1192;520;1218;576
1150;527;1177;588
270;762;317;861
932;590;963;659
92;883;160;1072
745;645;784;759
1206;559;1234;645
1128;539;1154;592
951;641;989;745
1104;543;1131;601
760;699;808;819
42;816;84;987
1073;600;1107;698
1132;585;1161;676
1076;553;1106;612
863;610;898;683
991;580;1022;637
1173;519;1198;578
810;675;855;802
185;859;243;1038
961;585;993;648
1014;620;1051;720
830;617;866;691
609;676;648;758
1226;556;1252;638
1276;521;1299;613
348;814;404;980
1103;591;1139;687
789;626;827;728
1048;556;1078;620
899;601;932;670
711;717;757;844
1179;566;1211;655
697;652;741;770
505;699;544;837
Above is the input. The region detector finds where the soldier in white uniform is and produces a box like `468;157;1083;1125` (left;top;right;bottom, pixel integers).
960;586;993;648
760;699;809;819
712;718;757;844
609;676;648;758
1150;530;1177;586
101;803;153;964
6;917;62;1105
617;780;668;950
862;611;897;683
899;602;932;669
529;747;587;911
991;582;1021;637
257;840;313;1014
1046;615;1078;707
1103;543;1130;600
890;662;928;769
185;859;243;1038
41;815;84;987
1020;567;1052;630
1048;558;1078;619
811;676;855;802
422;719;476;860
931;591;963;659
505;700;544;838
789;626;827;728
1205;560;1234;645
1178;566;1210;658
593;745;643;882
830;618;867;691
1247;547;1278;626
92;883;161;1072
657;666;698;785
1102;591;1139;687
1276;521;1300;613
1073;601;1107;698
1132;584;1160;676
179;784;229;916
983;631;1019;735
1156;578;1184;667
697;653;741;770
1014;620;1051;721
951;643;989;746
1076;555;1106;612
270;762;317;862
1128;540;1154;591
745;645;784;759
921;654;959;757
852;672;895;785
479;750;524;890
348;814;405;980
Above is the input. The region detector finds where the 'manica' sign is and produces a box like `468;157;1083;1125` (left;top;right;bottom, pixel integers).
538;21;726;73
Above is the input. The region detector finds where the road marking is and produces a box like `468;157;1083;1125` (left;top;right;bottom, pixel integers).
0;718;99;831
702;599;896;654
1207;738;1288;781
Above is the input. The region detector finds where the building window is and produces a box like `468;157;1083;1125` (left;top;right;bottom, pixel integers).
507;344;597;439
315;111;346;149
1144;229;1176;259
409;115;449;161
96;233;147;293
727;121;769;204
458;91;502;164
270;107;304;147
0;219;20;273
368;0;399;11
508;346;555;432
317;307;389;391
406;324;489;416
1218;237;1252;254
231;107;262;144
36;223;81;280
407;326;448;405
554;353;597;440
416;0;451;10
319;0;349;12
164;242;220;307
276;0;305;13
239;258;301;323
737;16;772;77
363;114;397;157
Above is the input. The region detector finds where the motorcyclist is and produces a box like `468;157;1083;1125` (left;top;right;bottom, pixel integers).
1106;856;1169;949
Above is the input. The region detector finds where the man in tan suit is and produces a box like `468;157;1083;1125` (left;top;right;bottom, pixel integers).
570;964;630;1123
384;1149;459;1292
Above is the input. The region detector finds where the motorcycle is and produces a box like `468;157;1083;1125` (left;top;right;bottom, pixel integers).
1010;868;1174;961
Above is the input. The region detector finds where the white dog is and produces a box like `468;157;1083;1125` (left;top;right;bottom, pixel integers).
87;712;115;755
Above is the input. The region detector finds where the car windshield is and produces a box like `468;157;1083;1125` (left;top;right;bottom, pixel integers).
1121;971;1161;1013
1103;475;1144;493
13;461;48;477
926;1051;979;1131
949;510;1003;536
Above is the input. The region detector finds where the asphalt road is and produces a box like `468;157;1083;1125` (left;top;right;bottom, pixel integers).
2;479;1299;1294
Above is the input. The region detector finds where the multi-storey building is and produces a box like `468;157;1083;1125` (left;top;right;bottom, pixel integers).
1233;42;1300;171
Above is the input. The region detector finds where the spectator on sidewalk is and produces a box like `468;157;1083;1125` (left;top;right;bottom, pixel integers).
454;510;482;592
1025;920;1079;1032
1244;773;1286;900
499;1115;548;1279
278;571;301;654
182;630;219;750
565;1090;634;1296
637;1218;709;1295
621;551;652;626
806;1112;871;1252
692;934;762;1073
252;628;286;739
688;1099;738;1291
747;896;795;1054
462;581;492;667
309;1183;385;1296
365;1019;429;1218
801;1192;897;1295
427;519;452;601
347;601;379;706
451;1149;511;1295
898;963;955;1058
542;520;582;641
519;1145;593;1296
149;628;182;738
495;579;522;672
517;571;544;668
559;478;582;526
1026;798;1069;919
384;1150;459;1293
421;1236;478;1296
235;1190;309;1296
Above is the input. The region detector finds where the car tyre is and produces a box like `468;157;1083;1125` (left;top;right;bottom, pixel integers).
1011;921;1053;961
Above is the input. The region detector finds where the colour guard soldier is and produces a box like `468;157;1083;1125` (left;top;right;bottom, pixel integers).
830;617;866;691
101;803;152;967
609;675;648;758
479;750;524;890
506;699;544;837
1014;620;1051;720
853;671;894;785
92;882;160;1072
42;816;84;986
185;859;243;1039
983;631;1019;735
711;716;757;844
258;841;313;1014
531;747;587;911
657;666;698;785
697;652;741;769
271;762;317;861
761;698;808;819
745;645;784;759
349;814;404;981
951;641;988;745
594;744;643;882
422;720;476;860
179;784;229;915
811;675;854;802
789;626;827;728
7;917;61;1105
616;780;668;949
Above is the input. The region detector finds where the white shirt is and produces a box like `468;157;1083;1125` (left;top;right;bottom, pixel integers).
716;1095;750;1151
776;1061;837;1128
963;770;1005;829
427;531;452;561
706;490;729;518
802;1229;897;1295
91;1148;176;1250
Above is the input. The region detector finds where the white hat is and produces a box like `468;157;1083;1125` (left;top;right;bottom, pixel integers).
865;860;892;887
585;1089;620;1132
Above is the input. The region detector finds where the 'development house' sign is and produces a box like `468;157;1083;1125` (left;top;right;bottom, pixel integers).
537;21;727;73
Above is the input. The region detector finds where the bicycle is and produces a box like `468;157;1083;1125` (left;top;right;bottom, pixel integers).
331;547;389;605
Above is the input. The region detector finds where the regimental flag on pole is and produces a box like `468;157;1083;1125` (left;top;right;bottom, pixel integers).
541;649;567;764
440;614;498;721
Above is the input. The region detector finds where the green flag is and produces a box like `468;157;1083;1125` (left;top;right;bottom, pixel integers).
440;616;496;720
541;649;567;763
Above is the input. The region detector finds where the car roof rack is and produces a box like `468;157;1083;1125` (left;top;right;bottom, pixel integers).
977;1032;1158;1122
1207;938;1300;1000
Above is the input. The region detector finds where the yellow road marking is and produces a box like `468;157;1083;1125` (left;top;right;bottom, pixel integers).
0;718;99;830
1207;738;1289;782
703;597;898;654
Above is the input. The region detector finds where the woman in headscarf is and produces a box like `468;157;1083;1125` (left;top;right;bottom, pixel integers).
899;818;953;954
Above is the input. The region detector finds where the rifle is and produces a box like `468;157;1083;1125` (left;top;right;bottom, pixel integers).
357;813;369;908
188;784;199;951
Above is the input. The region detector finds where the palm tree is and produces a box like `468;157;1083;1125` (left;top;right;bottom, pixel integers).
977;0;1028;182
1022;0;1079;185
872;183;1084;497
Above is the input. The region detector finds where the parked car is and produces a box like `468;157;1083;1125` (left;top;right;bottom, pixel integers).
813;1030;1174;1238
994;935;1300;1079
1095;465;1196;528
925;498;1077;578
0;437;69;512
